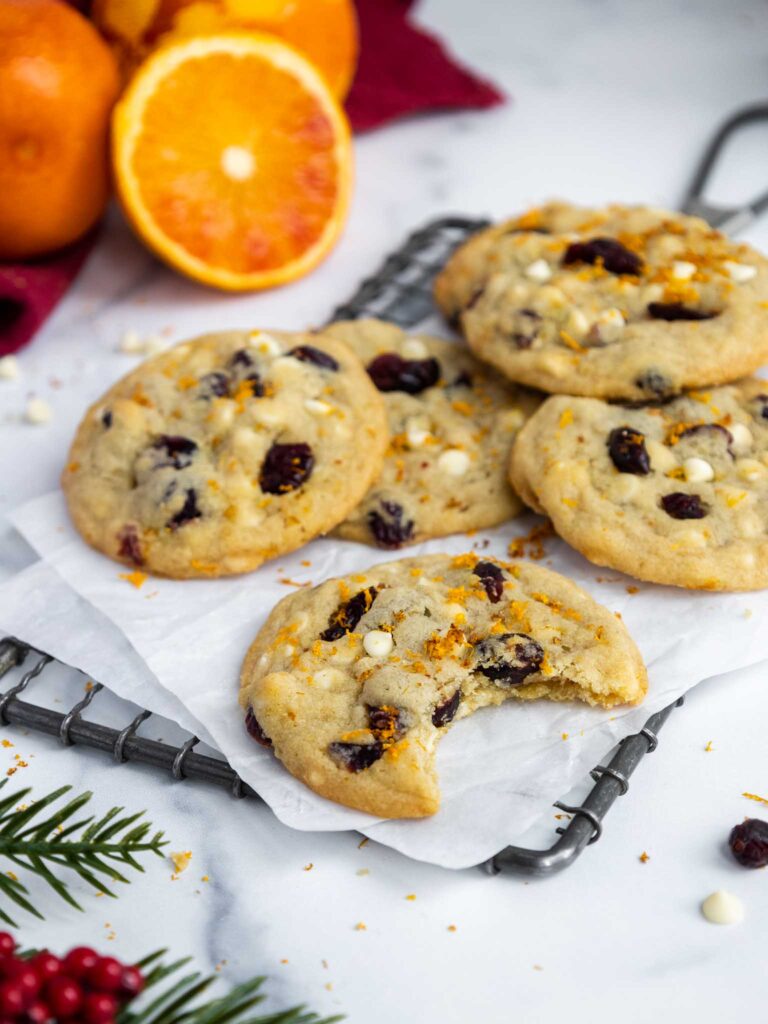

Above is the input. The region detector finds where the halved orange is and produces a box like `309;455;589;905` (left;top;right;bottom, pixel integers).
111;32;353;291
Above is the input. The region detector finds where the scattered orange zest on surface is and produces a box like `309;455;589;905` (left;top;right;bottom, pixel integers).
119;570;148;588
743;792;768;806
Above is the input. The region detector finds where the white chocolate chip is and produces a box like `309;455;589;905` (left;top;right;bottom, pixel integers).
676;528;708;549
363;630;394;658
646;439;678;473
401;338;429;360
671;260;696;281
723;261;757;284
437;449;470;476
537;285;566;308
119;329;144;353
567;309;590;338
314;668;345;690
524;259;552;283
729;423;753;454
737;458;766;482
0;355;19;380
701;890;744;925
25;398;51;424
608;474;640;501
142;334;166;355
588;308;625;345
405;415;431;448
682;457;714;483
252;332;282;356
304;398;334;416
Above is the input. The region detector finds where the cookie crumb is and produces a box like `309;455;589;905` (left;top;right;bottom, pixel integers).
704;740;714;752
405;894;416;901
354;922;367;931
639;851;650;863
356;868;370;877
447;924;457;933
170;850;192;878
280;959;289;965
303;863;313;871
626;585;639;594
533;965;543;972
358;837;369;849
561;732;569;741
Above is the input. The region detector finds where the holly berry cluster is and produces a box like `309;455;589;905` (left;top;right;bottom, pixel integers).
0;934;144;1023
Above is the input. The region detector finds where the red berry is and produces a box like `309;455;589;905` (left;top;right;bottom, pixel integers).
24;1000;50;1023
46;977;83;1018
0;936;14;959
0;981;26;1015
119;965;144;998
30;952;61;984
86;957;123;993
83;991;118;1024
61;946;98;979
3;961;39;1001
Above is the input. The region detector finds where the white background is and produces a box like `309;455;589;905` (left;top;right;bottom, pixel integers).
1;0;768;1020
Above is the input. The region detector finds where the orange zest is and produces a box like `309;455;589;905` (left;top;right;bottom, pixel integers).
112;32;353;291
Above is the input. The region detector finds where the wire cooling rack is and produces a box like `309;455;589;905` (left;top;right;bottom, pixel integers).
0;215;683;877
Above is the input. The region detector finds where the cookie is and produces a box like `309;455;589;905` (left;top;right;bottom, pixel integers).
510;380;768;590
63;330;389;578
434;202;768;401
239;553;647;818
320;319;541;548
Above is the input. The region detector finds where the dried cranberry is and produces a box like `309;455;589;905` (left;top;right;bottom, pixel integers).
660;492;708;519
320;587;379;641
729;818;768;868
563;237;642;276
677;423;734;452
101;409;113;429
510;308;542;349
634;370;672;397
244;707;272;747
452;370;473;388
288;345;339;371
647;302;717;321
753;394;768;421
607;426;651;474
432;689;461;727
117;525;143;566
465;287;485;311
328;740;384;772
242;372;265;397
367;704;407;738
260;442;314;494
166;488;202;530
229;349;255;370
150;435;198;469
475;633;544;686
367;353;440;394
198;371;230;398
473;560;505;602
367;500;415;549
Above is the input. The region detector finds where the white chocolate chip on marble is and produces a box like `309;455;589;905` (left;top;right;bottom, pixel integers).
25;398;51;424
437;449;470;476
524;259;552;284
737;458;766;482
119;329;144;353
589;308;625;344
671;260;696;281
0;355;19;380
723;261;757;284
363;630;394;658
683;457;714;483
646;439;678;473
729;423;753;454
401;338;429;360
701;890;744;925
304;399;334;416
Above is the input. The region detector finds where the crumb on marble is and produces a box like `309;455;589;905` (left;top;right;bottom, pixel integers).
639;851;650;863
743;791;768;806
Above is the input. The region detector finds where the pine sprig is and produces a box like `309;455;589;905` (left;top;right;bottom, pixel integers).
117;951;343;1024
0;779;166;925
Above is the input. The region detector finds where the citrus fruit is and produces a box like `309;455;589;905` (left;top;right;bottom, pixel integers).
92;0;358;100
112;32;353;291
0;0;120;260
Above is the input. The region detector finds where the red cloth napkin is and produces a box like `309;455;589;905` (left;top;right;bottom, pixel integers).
1;0;503;356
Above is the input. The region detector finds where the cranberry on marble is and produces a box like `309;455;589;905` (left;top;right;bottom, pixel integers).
729;818;768;868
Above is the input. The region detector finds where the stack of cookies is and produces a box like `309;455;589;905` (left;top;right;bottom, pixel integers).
61;201;768;818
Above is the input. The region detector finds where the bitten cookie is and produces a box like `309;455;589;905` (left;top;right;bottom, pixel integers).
321;319;541;547
63;330;389;578
434;202;768;401
510;380;768;590
239;553;647;818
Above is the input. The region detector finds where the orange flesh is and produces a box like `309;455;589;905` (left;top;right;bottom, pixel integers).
132;52;342;274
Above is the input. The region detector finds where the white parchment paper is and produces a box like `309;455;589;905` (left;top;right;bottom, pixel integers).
1;489;766;868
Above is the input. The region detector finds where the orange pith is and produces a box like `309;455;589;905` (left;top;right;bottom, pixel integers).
112;32;353;291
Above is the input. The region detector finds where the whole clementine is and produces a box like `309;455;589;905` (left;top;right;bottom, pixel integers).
0;0;120;260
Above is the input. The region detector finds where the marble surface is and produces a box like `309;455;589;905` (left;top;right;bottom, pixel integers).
1;0;768;1020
